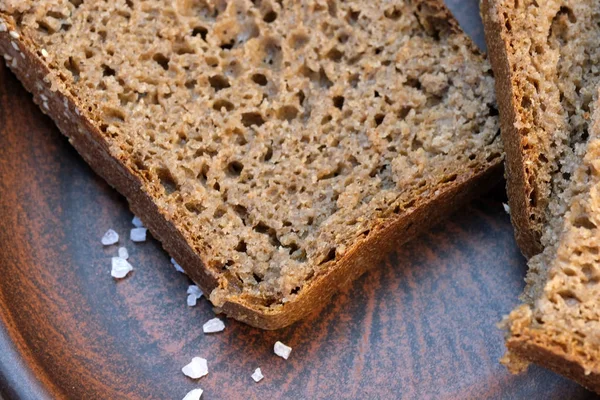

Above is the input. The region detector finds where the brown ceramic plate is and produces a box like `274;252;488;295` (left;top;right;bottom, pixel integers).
0;1;598;399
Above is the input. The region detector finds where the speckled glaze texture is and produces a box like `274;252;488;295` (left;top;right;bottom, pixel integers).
0;0;597;399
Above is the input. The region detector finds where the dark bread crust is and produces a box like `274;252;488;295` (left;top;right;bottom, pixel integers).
481;0;542;259
507;332;600;393
0;1;502;330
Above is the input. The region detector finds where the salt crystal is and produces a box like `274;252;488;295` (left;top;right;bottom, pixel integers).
111;257;133;279
118;247;129;260
0;23;6;33
182;388;203;400
130;227;147;242
187;285;203;307
203;318;225;333
187;285;203;298
131;215;144;227
503;203;511;215
11;41;18;50
182;357;208;379
187;294;198;307
171;258;186;274
274;341;292;360
251;368;264;383
41;48;49;58
101;229;119;246
9;31;19;39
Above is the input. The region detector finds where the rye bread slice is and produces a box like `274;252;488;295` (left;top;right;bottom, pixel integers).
0;0;502;329
483;0;600;392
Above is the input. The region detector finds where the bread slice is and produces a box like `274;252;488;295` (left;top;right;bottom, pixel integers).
483;0;600;391
0;0;502;329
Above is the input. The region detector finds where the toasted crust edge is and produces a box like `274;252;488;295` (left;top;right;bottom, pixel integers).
507;333;600;393
481;0;542;259
0;5;502;329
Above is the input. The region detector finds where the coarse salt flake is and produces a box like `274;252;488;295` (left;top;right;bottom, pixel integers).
182;388;203;400
182;357;208;379
9;31;19;39
251;368;264;383
130;227;147;242
131;215;144;227
118;247;129;260
11;41;18;50
171;257;186;274
111;257;133;279
187;285;203;297
41;48;49;58
274;341;292;360
187;294;198;307
0;23;6;32
187;285;203;307
101;229;119;246
203;318;225;333
503;203;510;215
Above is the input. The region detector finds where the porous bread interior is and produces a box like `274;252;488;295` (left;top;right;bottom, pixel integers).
0;0;500;308
496;0;600;252
498;0;600;374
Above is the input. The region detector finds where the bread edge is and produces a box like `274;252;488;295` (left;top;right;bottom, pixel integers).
481;0;542;258
507;333;600;393
0;8;502;330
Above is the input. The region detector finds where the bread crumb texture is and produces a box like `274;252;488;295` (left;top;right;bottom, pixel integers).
0;0;500;308
496;0;600;376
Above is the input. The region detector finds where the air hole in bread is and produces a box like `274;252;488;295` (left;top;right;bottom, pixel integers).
263;10;277;23
208;75;230;91
319;247;336;265
156;168;178;195
346;9;360;25
233;204;248;225
326;48;344;62
213;99;234;112
235;240;247;253
241;112;265;127
277;105;298;121
572;215;596;230
556;289;580;307
254;222;281;246
333;96;344;109
64;57;80;82
192;26;208;40
227;161;244;177
213;206;227;219
152;53;170;70
384;6;402;20
251;73;268;86
185;202;206;214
